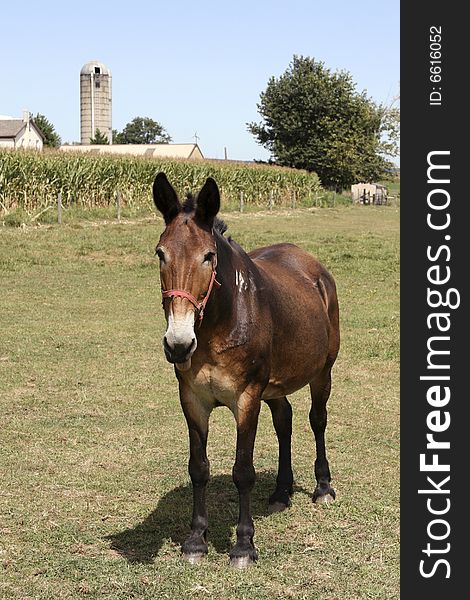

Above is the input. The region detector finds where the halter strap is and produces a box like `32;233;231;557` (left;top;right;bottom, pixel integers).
161;258;221;323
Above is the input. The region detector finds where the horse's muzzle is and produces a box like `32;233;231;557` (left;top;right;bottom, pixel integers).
163;336;196;364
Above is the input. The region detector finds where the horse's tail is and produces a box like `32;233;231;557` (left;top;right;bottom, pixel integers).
316;272;340;362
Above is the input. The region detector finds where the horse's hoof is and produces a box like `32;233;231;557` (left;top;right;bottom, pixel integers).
229;544;258;568
313;484;336;504
268;501;289;514
314;493;335;504
182;552;206;565
230;555;256;569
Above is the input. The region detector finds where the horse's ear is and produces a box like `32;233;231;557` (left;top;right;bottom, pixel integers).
153;172;182;224
196;177;220;228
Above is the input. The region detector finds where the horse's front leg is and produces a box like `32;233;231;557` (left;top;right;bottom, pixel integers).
179;382;211;563
230;389;261;568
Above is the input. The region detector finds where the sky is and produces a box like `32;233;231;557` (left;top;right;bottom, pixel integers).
1;0;399;161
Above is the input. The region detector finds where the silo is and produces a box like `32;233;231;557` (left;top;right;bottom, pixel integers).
80;60;112;144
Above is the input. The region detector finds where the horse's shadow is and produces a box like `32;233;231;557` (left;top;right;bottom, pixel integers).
107;471;310;563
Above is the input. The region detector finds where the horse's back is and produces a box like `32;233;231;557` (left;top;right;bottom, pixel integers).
249;243;339;394
250;242;332;282
249;243;338;321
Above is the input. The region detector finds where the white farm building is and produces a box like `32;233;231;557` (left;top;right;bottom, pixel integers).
0;112;44;150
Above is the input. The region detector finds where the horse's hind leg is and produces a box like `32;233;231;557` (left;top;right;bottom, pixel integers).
309;369;335;503
265;397;294;512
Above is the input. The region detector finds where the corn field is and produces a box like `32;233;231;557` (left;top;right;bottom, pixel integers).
0;150;322;215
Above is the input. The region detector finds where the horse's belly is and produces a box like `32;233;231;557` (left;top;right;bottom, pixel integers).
262;372;314;399
262;348;327;400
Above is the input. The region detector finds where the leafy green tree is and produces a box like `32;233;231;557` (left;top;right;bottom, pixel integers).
379;101;400;159
34;113;61;148
116;117;171;144
89;129;110;144
248;56;394;190
112;129;124;144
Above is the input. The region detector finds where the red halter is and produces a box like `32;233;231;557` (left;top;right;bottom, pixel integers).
161;257;221;323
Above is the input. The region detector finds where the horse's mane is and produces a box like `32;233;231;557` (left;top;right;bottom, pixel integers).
183;193;228;236
214;218;228;235
182;193;197;213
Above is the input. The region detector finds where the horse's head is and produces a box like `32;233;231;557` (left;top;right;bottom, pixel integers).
153;173;221;369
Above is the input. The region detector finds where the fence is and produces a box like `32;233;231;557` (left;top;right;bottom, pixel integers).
351;183;388;205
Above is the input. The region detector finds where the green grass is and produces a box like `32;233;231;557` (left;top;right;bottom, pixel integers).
0;192;345;228
0;204;399;599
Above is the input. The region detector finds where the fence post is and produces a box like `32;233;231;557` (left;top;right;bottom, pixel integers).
117;190;121;222
240;191;244;213
58;192;62;225
269;190;274;211
292;190;296;209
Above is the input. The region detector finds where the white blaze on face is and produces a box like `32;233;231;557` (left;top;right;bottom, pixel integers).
164;307;197;353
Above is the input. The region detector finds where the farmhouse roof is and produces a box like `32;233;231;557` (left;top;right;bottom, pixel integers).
0;119;25;138
59;143;204;160
0;117;45;141
145;143;203;159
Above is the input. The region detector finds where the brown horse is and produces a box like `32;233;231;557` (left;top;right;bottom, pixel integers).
153;173;340;568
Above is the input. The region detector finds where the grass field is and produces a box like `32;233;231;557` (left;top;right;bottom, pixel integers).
0;205;399;599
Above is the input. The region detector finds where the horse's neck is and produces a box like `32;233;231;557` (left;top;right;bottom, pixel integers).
198;239;256;348
212;237;258;317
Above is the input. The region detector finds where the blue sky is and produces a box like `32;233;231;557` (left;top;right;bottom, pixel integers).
2;1;399;161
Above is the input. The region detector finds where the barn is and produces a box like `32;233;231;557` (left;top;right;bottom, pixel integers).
0;112;44;150
59;143;204;160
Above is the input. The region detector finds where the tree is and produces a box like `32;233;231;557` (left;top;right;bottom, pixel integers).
116;117;171;144
248;56;394;190
89;129;110;144
379;94;400;159
34;113;61;148
112;129;124;144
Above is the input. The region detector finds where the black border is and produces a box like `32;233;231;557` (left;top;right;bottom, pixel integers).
400;3;466;595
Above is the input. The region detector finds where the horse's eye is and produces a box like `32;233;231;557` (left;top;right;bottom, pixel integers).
203;252;215;264
156;248;166;262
